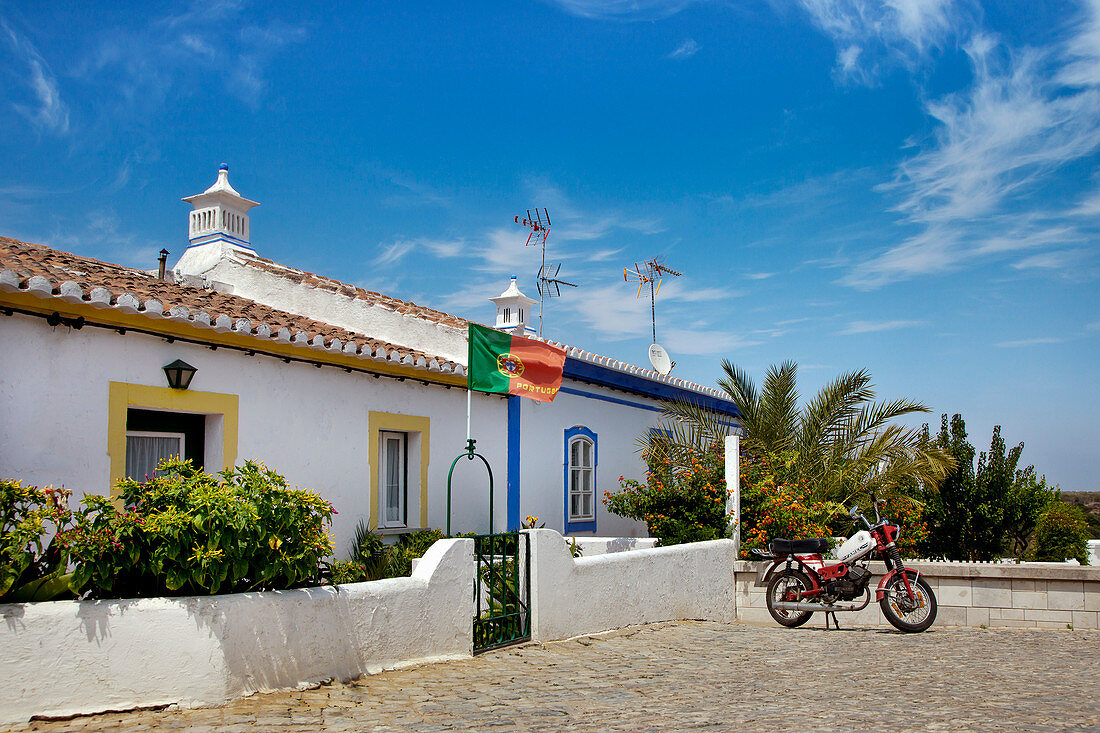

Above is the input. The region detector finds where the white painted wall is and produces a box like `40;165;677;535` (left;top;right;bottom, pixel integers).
517;384;663;538
175;253;470;364
526;529;738;641
0;313;507;551
0;538;474;725
575;536;659;555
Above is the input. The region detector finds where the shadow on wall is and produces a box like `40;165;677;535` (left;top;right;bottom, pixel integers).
186;586;366;696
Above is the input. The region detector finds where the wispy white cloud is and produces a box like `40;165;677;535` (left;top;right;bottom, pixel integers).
664;329;762;355
796;0;959;83
666;38;699;60
745;272;775;280
374;240;418;267
72;1;307;112
544;0;702;21
373;236;468;268
1011;250;1081;270
1069;186;1100;217
839;319;923;335
844;3;1100;288
2;21;69;134
996;337;1064;348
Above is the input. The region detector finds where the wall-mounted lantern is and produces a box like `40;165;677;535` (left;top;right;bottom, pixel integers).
162;359;197;390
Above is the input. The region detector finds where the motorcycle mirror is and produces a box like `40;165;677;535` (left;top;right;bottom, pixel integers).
849;505;859;517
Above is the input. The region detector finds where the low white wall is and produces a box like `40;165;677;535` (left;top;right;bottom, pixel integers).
527;529;737;641
735;559;1100;630
0;539;474;725
574;536;659;556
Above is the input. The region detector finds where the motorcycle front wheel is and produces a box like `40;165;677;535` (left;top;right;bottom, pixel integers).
765;569;814;628
879;571;937;633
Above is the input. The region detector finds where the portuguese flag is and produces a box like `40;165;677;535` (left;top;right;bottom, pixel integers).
467;322;567;403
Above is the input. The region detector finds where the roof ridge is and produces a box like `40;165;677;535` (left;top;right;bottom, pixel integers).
0;236;463;375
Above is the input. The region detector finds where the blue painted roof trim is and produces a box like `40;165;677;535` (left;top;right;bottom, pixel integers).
563;357;741;418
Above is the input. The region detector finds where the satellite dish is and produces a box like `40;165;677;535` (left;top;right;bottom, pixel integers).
649;343;673;375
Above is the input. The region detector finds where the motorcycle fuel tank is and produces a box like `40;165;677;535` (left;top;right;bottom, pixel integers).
834;530;874;563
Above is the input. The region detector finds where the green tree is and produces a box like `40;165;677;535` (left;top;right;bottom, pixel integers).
1002;468;1056;557
922;415;1055;561
715;361;952;504
1034;503;1089;564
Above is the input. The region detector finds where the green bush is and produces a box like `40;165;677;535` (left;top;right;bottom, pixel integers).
603;441;728;546
739;451;837;559
1034;503;1089;565
61;459;335;598
0;480;75;602
327;526;449;585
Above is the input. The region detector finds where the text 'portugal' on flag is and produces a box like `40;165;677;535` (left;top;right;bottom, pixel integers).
467;322;567;403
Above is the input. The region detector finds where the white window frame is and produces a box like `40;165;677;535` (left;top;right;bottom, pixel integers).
568;435;595;522
125;430;185;481
379;430;408;529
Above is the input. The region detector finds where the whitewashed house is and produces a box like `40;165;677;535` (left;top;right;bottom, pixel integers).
0;166;740;552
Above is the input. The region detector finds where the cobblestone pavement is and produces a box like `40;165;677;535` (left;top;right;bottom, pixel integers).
10;621;1100;732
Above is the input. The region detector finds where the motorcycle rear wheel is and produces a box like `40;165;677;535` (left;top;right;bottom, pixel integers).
765;569;814;628
879;571;937;633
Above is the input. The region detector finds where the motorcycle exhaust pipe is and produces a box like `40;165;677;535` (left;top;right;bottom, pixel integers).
772;599;869;612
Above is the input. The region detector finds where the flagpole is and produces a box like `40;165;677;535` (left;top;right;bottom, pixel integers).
466;386;472;443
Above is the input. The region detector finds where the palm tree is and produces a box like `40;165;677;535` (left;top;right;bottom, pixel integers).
639;360;953;505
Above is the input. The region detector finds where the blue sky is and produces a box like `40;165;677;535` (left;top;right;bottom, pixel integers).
2;0;1097;491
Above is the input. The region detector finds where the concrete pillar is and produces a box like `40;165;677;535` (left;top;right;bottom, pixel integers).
724;434;740;556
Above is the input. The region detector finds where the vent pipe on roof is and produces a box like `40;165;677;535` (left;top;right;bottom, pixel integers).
158;249;170;280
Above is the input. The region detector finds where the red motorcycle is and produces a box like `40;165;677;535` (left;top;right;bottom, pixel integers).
752;496;937;632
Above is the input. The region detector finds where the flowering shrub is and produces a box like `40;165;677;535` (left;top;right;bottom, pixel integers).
1034;502;1089;564
0;479;74;601
603;442;728;546
738;452;836;559
62;459;335;598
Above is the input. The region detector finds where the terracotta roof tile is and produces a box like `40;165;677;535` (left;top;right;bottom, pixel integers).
230;251;468;328
0;236;731;400
0;237;462;374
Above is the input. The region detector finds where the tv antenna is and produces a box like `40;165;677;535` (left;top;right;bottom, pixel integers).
515;208;551;248
624;256;681;374
537;262;577;299
516;208;572;337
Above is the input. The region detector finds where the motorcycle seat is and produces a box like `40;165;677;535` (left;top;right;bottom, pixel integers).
769;538;831;555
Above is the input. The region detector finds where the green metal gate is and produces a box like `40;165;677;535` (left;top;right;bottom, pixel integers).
473;531;530;653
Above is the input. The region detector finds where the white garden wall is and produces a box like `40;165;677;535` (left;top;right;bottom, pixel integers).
574;536;659;555
0;539;473;726
526;529;737;641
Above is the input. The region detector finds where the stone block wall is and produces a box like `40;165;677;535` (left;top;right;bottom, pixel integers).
735;560;1100;630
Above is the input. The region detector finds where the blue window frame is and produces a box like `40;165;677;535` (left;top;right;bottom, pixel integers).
564;426;597;534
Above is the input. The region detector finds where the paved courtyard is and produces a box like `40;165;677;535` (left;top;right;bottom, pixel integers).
11;621;1100;732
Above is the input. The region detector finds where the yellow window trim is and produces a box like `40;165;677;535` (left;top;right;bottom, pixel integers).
368;411;430;529
108;382;239;496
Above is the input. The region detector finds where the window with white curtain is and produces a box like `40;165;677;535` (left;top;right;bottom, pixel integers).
125;431;185;482
380;431;407;528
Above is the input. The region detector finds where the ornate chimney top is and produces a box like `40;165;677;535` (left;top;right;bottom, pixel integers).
182;164;259;252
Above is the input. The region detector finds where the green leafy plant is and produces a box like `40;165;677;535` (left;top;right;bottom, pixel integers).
0;479;75;602
738;452;837;559
61;459;335;598
1034;502;1089;565
922;415;1056;561
604;441;728;546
